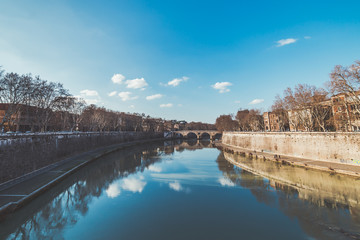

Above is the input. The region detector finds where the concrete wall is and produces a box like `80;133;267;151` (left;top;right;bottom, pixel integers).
0;132;163;183
222;132;360;165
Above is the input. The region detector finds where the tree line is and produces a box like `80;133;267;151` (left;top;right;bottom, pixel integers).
215;109;264;132
0;67;214;132
215;60;360;132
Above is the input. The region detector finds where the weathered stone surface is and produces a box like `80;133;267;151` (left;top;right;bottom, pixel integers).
222;132;360;165
0;132;163;184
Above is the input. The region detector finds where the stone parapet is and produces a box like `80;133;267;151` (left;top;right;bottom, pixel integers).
222;132;360;165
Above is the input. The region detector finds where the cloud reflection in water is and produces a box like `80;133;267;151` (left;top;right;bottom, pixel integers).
148;165;162;173
106;175;147;198
218;177;235;187
106;183;121;198
169;181;182;191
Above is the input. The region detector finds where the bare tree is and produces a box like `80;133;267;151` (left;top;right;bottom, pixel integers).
327;60;360;131
271;95;289;131
68;98;86;131
311;91;332;131
235;109;264;131
247;109;264;131
292;84;314;131
93;107;108;132
328;60;360;112
0;67;218;133
215;115;238;131
53;96;74;131
0;73;32;131
31;79;69;132
236;109;250;131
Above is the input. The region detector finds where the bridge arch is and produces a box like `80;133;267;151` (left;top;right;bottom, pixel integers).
199;132;210;139
213;133;222;140
176;133;184;138
186;132;198;139
187;139;198;146
199;140;211;147
174;130;222;140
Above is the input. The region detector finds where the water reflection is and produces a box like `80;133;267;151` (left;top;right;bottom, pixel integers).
1;140;359;240
168;181;182;191
1;143;166;239
1;140;214;240
219;151;360;240
106;175;147;198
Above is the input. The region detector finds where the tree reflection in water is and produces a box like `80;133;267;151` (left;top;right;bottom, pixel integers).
2;142;360;240
2;142;168;240
217;151;360;240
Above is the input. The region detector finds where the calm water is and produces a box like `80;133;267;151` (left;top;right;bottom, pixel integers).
1;140;359;240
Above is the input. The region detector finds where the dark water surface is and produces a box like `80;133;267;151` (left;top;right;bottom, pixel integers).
1;140;359;240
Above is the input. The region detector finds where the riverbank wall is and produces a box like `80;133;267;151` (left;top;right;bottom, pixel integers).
0;132;163;184
222;132;360;166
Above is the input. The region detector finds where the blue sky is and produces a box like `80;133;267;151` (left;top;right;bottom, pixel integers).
1;0;360;123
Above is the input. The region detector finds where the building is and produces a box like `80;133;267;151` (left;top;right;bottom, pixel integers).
174;120;187;131
0;103;39;132
263;112;280;131
287;109;313;131
331;92;360;131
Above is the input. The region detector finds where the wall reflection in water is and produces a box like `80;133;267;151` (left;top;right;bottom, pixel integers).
0;140;213;240
1;140;359;240
1;142;173;239
219;151;360;240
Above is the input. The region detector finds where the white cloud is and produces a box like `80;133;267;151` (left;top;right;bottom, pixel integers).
118;91;138;101
80;89;99;97
121;177;146;193
83;98;100;105
108;91;117;97
169;181;182;191
125;78;148;89
148;165;162;173
111;74;125;84
146;94;163;100
167;76;189;87
211;82;232;93
249;99;264;105
304;36;311;39
106;183;121;198
218;177;235;187
129;105;135;109
177;104;183;107
160;103;173;108
111;74;148;90
276;38;297;47
234;100;241;103
79;90;101;105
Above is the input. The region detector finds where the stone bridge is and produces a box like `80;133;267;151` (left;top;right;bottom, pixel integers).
174;130;222;140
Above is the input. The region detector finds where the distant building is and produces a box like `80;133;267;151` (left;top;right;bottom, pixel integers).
263;112;280;131
0;103;39;132
287;108;312;131
331;92;360;131
174;120;187;131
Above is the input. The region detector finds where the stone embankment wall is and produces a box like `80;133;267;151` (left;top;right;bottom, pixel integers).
0;132;163;183
222;132;360;165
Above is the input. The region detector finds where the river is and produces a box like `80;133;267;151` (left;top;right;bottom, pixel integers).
0;140;359;240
